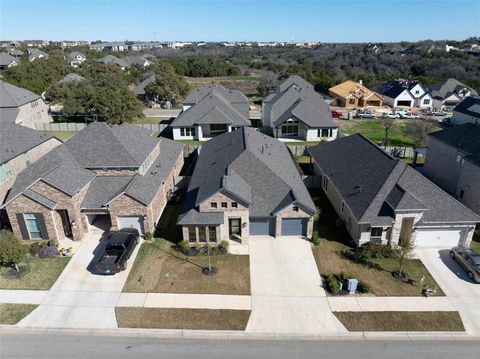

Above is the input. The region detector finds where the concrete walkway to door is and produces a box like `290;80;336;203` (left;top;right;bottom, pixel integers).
246;236;346;334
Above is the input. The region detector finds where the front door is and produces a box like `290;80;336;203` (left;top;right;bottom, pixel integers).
58;210;72;238
229;218;241;237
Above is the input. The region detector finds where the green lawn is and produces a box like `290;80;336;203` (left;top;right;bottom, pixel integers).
0;304;38;325
177;139;203;145
294;155;311;164
116;308;251;330
471;232;480;252
0;257;70;290
44;131;77;141
334;311;464;332
339;120;416;147
231;75;261;82
285;141;322;147
310;190;444;296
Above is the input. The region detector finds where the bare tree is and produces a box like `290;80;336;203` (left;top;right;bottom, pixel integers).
404;121;438;147
396;230;415;279
381;116;396;146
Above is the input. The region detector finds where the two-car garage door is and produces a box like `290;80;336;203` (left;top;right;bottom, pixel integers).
281;219;307;236
414;228;466;248
117;216;145;234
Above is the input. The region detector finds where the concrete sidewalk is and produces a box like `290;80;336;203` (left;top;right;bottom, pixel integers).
328;296;457;312
0;290;48;305
117;293;251;310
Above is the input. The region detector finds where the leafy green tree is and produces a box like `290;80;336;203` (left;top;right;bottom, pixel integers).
144;62;189;106
0;230;27;267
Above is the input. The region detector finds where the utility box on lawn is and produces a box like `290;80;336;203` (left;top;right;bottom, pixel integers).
348;278;358;294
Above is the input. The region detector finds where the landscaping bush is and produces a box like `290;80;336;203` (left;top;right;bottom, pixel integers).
310;231;321;246
0;230;27;267
176;240;191;255
360;243;396;259
38;246;59;258
218;240;229;254
326;273;341;294
47;239;56;247
29;241;48;256
357;280;372;293
144;232;154;241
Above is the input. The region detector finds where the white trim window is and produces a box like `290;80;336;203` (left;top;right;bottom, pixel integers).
180;127;195;137
370;227;383;243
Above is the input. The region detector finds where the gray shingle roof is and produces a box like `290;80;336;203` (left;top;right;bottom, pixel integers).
3;122;184;210
122;55;151;67
0;80;40;108
183;84;249;108
81;176;132;209
0;53;18;67
374;80;416;99
63;122;159;168
123;138;184;205
96;55;127;68
172;91;251;127
23;189;57;209
267;85;337;128
27;48;49;61
133;74;155;96
68;51;86;60
453;96;480;118
276;75;314;93
0;108;19;124
429;123;480;166
429;78;478;100
178;127;315;225
59;73;86;84
308;134;480;226
0;122;55;164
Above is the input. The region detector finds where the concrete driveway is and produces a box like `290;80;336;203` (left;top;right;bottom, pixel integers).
246;236;346;334
416;248;480;335
17;231;143;329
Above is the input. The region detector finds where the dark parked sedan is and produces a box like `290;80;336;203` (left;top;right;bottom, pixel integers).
450;246;480;283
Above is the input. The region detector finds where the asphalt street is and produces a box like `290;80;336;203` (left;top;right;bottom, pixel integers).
1;331;478;359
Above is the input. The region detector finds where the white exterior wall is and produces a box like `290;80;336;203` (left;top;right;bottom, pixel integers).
393;90;414;107
306;128;338;142
172;126;202;141
416;94;433;109
409;83;426;99
14;100;52;129
452;110;480;125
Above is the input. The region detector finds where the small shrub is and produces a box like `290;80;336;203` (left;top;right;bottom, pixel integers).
310;231;321;246
29;241;47;256
176;240;190;254
357;280;372;293
326;273;341;294
0;230;27;266
47;239;56;247
218;240;229;254
38;246;59;258
144;232;154;241
338;271;351;282
360;242;396;259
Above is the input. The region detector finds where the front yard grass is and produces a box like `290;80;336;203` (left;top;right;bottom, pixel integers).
115;307;251;330
333;311;464;332
310;190;444;296
470;232;480;252
123;239;251;295
0;304;38;325
0;257;70;290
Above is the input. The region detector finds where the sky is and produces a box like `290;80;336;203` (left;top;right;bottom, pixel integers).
0;0;479;42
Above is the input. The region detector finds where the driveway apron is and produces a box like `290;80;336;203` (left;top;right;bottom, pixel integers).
246;236;346;334
416;248;480;335
17;231;143;329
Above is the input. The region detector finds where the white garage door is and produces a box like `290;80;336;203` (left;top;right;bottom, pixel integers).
117;216;145;234
414;228;465;248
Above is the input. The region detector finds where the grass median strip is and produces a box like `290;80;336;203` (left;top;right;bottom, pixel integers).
0;304;38;325
115;307;251;330
333;311;464;332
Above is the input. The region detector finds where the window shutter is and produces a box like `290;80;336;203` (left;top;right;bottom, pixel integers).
36;213;49;239
16;214;30;240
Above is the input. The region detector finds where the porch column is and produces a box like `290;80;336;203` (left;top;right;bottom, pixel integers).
196;125;203;141
228;125;232;132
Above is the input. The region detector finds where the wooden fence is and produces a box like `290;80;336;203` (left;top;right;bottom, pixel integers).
36;122;167;133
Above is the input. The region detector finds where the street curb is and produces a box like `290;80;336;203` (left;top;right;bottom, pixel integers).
1;326;478;341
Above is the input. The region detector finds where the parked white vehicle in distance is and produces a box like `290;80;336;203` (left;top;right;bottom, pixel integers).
399;112;419;119
384;112;400;119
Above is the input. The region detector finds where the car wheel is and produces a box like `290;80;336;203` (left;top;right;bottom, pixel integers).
468;272;474;281
450;251;455;259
